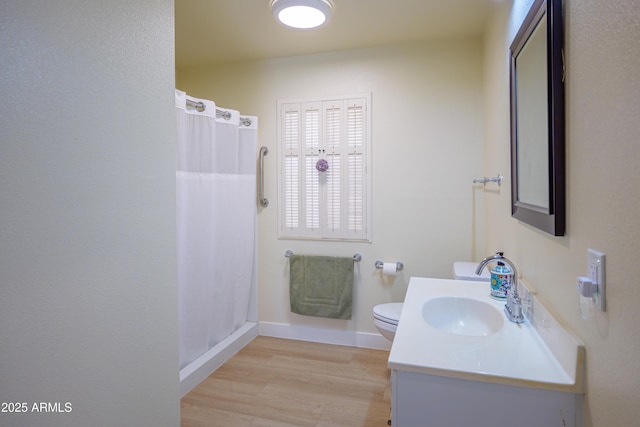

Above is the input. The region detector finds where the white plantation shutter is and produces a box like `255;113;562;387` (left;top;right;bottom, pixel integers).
303;103;321;234
278;95;371;241
283;106;300;230
324;100;342;237
347;100;365;236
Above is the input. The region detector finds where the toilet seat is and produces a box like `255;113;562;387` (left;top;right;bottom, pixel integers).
373;303;403;325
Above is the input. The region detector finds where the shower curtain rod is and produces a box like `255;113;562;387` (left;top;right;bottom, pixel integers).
185;98;252;127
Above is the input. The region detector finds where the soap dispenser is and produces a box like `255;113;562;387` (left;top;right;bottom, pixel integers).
490;257;513;300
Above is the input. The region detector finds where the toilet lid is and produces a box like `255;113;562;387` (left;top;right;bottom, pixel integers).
373;303;403;324
453;261;491;281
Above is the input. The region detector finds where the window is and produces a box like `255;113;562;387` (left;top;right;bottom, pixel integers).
277;94;371;241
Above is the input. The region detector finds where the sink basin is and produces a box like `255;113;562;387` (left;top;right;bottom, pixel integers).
422;296;504;336
390;278;585;394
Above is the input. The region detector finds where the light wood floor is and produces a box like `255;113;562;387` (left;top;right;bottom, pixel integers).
181;336;392;427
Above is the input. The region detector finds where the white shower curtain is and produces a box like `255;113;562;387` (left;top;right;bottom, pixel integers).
175;90;257;369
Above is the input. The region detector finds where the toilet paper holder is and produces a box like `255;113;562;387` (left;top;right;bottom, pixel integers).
374;260;404;272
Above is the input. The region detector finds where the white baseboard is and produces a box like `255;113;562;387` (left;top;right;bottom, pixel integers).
258;322;392;350
179;322;258;397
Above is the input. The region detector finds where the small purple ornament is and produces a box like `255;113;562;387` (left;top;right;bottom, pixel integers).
316;158;329;172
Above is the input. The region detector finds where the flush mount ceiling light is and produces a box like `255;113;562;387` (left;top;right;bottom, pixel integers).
271;0;333;30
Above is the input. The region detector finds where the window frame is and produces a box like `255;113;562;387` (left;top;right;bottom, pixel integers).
277;94;372;242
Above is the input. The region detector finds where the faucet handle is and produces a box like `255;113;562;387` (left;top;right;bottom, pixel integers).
505;292;525;323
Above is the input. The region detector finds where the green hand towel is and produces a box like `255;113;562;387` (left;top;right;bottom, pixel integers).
289;255;353;320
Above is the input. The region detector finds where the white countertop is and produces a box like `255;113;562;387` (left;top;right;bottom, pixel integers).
388;277;584;393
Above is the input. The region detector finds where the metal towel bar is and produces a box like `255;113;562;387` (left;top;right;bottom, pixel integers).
258;146;269;207
285;250;362;263
473;174;503;186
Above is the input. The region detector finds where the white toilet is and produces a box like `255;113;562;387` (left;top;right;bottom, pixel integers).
372;302;404;341
372;262;490;342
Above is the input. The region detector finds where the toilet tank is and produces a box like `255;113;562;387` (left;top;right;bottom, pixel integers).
453;262;490;281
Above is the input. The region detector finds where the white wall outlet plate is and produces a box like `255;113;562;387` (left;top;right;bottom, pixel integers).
587;249;606;311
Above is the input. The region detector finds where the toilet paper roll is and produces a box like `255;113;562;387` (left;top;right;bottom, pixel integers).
382;262;398;276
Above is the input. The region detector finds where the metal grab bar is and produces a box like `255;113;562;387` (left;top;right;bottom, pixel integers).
258;146;269;207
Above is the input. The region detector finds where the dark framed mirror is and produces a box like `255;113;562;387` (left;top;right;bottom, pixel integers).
510;0;565;236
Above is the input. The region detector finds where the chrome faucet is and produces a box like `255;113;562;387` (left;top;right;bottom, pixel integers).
476;252;525;324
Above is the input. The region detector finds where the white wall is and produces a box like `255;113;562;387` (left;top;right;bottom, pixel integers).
0;1;179;426
178;39;486;338
483;0;640;425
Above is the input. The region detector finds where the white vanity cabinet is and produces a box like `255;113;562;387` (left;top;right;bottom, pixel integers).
388;277;585;427
391;369;580;427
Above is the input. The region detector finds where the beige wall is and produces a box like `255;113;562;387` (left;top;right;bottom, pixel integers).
483;0;640;425
0;1;179;426
178;39;486;336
